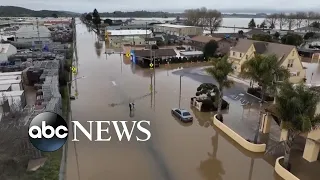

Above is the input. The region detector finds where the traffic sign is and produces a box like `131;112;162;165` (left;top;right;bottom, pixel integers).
149;84;152;92
126;52;130;58
149;63;154;69
75;90;78;97
71;66;77;74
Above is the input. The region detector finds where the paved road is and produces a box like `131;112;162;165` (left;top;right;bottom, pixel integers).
66;20;281;180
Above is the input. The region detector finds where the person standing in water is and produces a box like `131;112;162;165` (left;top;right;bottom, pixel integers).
129;103;132;111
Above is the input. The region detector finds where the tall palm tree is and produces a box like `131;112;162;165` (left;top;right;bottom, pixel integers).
240;54;290;143
271;82;320;170
205;56;234;120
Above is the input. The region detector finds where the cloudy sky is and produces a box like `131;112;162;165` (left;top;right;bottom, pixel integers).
2;0;320;13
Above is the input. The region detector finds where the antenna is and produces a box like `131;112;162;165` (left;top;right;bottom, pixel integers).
36;18;41;51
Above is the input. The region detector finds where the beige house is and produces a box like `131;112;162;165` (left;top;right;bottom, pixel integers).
228;39;306;83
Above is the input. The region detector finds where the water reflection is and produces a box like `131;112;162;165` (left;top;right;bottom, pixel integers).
199;132;225;180
191;107;212;128
94;41;103;57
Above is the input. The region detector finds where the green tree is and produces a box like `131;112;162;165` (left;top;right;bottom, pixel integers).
273;32;280;39
240;54;290;143
269;22;275;29
270;82;320;170
85;13;92;21
92;8;101;30
248;18;256;29
260;21;267;29
205;56;234;120
281;33;303;46
203;40;218;59
104;18;113;25
52;13;58;18
304;32;316;40
252;34;272;42
310;21;320;29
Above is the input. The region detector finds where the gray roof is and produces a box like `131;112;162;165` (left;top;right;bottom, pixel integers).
15;25;51;38
245;29;269;36
134;48;176;57
295;26;320;32
231;39;295;61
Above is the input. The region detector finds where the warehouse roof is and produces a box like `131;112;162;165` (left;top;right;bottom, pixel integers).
0;79;22;85
154;24;197;28
107;29;152;36
134;49;177;57
0;90;24;97
0;71;22;76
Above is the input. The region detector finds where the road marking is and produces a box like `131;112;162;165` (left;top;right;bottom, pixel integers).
112;81;116;86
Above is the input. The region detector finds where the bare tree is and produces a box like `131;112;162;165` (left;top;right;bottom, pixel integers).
184;7;222;34
184;9;201;26
306;11;316;27
265;13;278;29
205;9;223;34
286;13;296;30
278;13;288;30
198;7;207;27
295;12;307;28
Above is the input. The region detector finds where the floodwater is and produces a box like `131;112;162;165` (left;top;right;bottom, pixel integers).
66;19;282;180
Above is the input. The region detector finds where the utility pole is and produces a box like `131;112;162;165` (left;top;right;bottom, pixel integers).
179;75;182;109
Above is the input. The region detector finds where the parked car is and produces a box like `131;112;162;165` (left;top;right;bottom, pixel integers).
171;108;193;122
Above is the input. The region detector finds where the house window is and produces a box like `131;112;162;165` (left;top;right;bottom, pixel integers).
297;71;300;76
246;55;248;60
292;51;295;56
240;53;242;57
232;51;235;56
287;59;294;68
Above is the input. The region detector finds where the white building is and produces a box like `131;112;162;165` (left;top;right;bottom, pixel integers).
15;25;52;46
153;24;203;36
0;43;17;62
105;29;153;48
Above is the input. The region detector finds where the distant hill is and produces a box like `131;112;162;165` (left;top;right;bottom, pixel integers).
0;6;80;17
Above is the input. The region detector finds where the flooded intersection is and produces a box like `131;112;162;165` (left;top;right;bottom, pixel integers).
65;21;283;180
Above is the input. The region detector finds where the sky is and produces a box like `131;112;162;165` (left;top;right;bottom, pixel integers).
1;0;320;13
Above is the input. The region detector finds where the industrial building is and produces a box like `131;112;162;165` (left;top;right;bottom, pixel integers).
15;25;52;47
153;24;203;36
0;43;17;62
105;29;153;48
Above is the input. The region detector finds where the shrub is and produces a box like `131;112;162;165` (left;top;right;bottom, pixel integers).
247;87;274;101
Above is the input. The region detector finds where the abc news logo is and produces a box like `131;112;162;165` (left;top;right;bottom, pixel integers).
28;112;151;152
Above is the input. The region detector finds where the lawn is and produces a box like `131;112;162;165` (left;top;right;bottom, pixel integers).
23;150;62;180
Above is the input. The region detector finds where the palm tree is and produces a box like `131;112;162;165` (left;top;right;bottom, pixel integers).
240;54;290;143
270;82;320;170
205;56;234;120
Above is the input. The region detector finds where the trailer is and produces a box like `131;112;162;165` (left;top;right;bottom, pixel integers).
0;90;26;109
0;79;23;91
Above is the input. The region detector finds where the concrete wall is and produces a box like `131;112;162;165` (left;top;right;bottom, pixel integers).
212;114;267;152
275;157;300;180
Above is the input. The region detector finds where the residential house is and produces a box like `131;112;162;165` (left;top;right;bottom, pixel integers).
294;26;320;35
228;39;306;83
190;35;236;55
245;29;269;39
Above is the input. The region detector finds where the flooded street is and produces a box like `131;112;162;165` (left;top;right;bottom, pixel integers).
66;20;282;180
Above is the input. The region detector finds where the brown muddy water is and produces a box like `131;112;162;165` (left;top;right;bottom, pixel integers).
66;20;283;180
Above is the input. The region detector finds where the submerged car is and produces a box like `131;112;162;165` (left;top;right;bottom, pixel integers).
171;108;193;122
